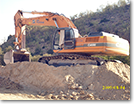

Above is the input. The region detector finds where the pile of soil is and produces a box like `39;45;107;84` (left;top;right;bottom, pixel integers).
0;61;130;100
0;76;23;90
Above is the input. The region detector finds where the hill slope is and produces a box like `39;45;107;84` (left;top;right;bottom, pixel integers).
72;3;130;42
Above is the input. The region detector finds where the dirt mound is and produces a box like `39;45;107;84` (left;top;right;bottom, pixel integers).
0;76;23;90
0;61;130;100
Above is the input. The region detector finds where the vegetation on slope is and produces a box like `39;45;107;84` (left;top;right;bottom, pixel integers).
70;0;130;42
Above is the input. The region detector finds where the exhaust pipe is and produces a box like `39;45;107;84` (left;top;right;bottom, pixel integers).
4;50;30;64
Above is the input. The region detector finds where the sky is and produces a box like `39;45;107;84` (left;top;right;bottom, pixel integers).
0;0;122;44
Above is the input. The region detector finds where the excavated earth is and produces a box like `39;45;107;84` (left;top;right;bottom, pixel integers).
0;61;130;100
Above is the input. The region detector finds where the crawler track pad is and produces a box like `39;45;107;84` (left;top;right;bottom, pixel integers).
49;59;97;67
38;54;106;66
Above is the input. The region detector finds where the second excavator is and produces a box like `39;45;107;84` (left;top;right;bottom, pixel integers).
4;10;129;66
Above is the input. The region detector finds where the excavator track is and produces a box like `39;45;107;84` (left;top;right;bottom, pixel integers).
38;54;106;66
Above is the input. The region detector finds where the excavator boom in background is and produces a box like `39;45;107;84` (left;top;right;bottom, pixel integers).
4;10;129;65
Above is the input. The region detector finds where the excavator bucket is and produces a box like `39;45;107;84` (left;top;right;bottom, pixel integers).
4;50;30;64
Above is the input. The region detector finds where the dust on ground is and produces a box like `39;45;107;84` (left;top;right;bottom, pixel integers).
0;61;130;100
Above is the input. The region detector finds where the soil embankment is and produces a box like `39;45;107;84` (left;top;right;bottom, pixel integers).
0;61;130;100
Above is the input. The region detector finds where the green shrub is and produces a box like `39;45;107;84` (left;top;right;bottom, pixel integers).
47;49;53;54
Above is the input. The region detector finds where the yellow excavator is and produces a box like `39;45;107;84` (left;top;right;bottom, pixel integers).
4;10;129;65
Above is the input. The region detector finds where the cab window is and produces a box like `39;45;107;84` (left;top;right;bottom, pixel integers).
65;29;74;40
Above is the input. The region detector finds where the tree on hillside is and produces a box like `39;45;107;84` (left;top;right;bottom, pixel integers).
0;47;3;55
7;35;13;41
5;46;13;53
118;0;127;7
34;46;41;55
47;49;53;54
0;47;5;65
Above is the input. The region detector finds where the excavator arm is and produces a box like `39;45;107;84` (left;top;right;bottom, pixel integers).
22;11;76;28
14;10;77;50
4;10;79;64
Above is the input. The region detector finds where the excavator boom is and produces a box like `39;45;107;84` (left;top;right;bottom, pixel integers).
14;10;77;49
4;10;79;64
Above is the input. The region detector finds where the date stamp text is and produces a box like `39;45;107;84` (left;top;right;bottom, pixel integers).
102;86;125;90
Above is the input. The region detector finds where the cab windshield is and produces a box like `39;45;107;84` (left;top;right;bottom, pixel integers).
65;29;74;40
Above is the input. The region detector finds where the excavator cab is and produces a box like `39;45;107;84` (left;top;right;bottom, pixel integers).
53;28;79;50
